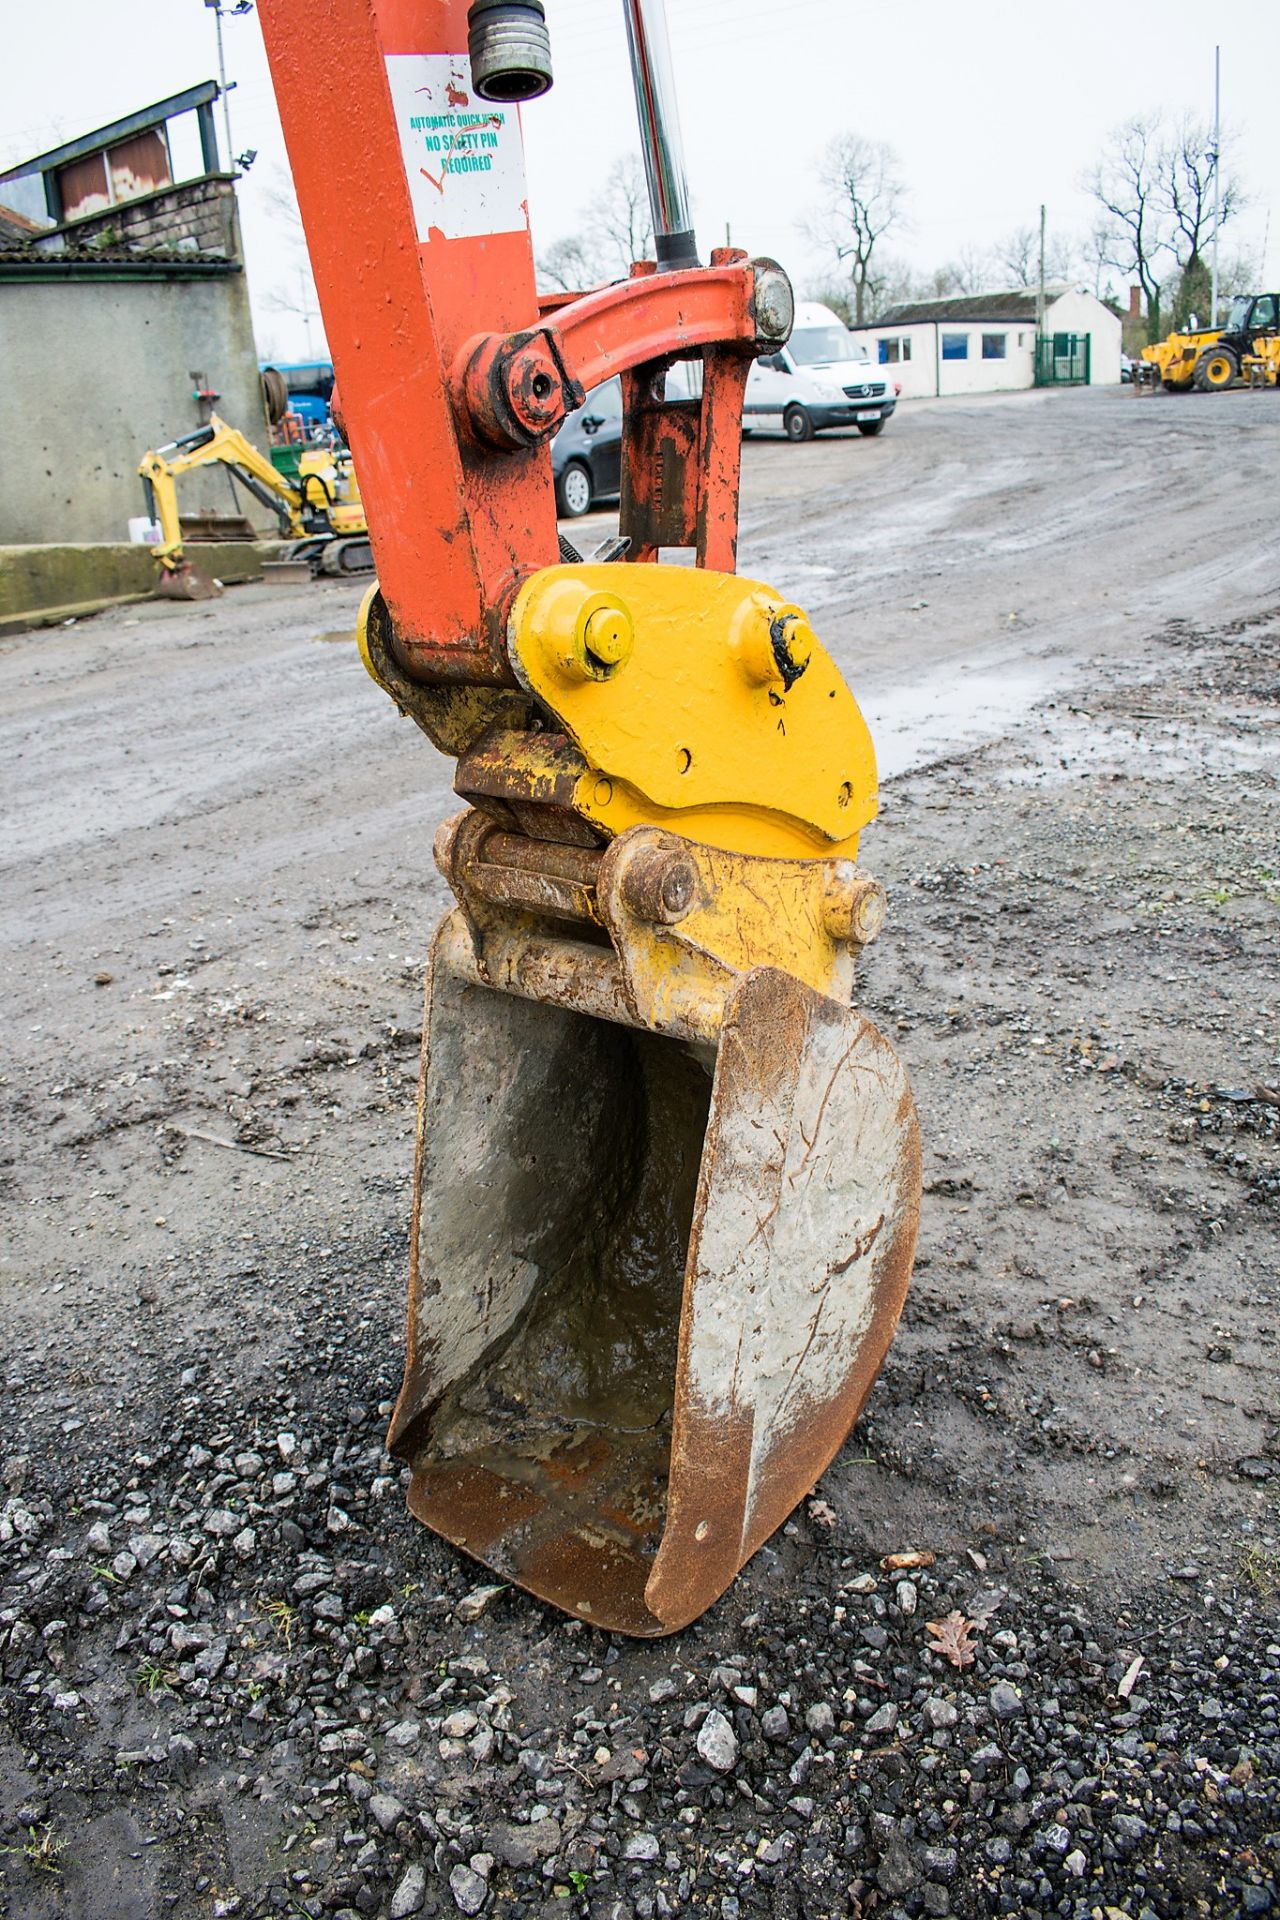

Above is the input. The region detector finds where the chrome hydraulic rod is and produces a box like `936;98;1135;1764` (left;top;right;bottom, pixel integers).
622;0;698;269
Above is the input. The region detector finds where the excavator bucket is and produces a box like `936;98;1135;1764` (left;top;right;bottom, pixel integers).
388;913;921;1637
154;562;222;602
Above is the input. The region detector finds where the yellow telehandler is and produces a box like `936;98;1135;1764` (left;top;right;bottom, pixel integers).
1242;338;1280;388
1141;292;1280;392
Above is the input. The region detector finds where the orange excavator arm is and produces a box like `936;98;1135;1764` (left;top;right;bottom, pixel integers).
257;0;789;677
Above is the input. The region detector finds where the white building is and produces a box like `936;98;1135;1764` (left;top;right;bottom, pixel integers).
851;287;1123;399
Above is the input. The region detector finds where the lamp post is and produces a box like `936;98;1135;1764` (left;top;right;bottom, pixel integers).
204;0;255;172
1209;46;1221;328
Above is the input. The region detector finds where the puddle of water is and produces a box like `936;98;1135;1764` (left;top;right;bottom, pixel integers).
862;664;1052;780
1001;711;1275;786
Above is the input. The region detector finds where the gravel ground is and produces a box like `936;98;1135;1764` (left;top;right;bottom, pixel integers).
1;389;1278;1918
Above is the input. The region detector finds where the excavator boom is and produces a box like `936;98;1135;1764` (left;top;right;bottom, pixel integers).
257;0;921;1635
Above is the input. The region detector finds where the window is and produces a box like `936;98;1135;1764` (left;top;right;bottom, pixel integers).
878;339;900;364
981;333;1007;360
941;333;969;360
58;128;172;221
585;377;622;420
280;363;336;398
790;324;860;365
902;337;912;361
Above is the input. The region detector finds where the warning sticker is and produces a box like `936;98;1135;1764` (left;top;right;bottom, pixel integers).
384;52;529;243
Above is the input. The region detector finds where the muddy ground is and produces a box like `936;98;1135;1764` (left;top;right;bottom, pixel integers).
1;385;1277;1919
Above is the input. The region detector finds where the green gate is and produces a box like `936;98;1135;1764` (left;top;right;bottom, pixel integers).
1035;332;1091;386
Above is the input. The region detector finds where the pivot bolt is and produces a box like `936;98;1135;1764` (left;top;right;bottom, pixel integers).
823;874;886;945
505;338;566;437
582;604;633;670
751;259;795;345
769;610;814;687
730;594;814;690
536;581;634;681
619;845;699;925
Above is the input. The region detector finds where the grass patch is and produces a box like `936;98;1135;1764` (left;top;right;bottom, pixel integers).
0;1824;66;1877
1239;1542;1280;1597
134;1658;178;1697
260;1597;297;1649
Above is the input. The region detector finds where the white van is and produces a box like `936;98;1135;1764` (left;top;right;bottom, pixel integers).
745;301;897;441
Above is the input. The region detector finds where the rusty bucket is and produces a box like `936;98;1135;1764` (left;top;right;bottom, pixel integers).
387;904;920;1637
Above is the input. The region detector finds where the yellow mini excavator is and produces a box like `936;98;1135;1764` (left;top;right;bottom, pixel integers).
138;414;373;597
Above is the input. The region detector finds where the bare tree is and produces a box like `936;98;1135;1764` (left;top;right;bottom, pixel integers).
994;225;1038;288
994;224;1077;288
1082;220;1120;302
801;280;855;327
1216;245;1261;300
1165;113;1242;272
537;155;653;290
267;268;324;358
258;168;323;353
952;243;996;295
538;233;604;294
861;251;922;321
1087;111;1245;338
1086;116;1174;337
804;134;908;326
1164;112;1243;327
593;155;653;278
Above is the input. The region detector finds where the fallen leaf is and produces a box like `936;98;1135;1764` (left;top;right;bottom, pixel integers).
807;1499;838;1530
967;1586;1006;1627
1116;1653;1144;1700
881;1549;935;1572
926;1610;978;1669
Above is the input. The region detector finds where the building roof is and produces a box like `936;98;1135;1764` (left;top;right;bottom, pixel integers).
0;82;221;186
874;290;1048;327
0;235;239;280
0;202;43;240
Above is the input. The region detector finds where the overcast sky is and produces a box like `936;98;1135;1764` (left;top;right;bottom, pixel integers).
2;1;1276;360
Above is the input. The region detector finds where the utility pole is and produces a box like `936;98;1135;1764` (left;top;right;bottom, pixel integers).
1210;45;1221;327
1036;203;1046;332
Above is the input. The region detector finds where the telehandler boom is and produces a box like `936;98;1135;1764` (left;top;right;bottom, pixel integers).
257;0;921;1636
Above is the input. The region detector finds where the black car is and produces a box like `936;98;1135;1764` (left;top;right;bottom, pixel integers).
551;377;623;518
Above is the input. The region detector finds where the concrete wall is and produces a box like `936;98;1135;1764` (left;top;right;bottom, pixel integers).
0;268;270;545
0;538;271;628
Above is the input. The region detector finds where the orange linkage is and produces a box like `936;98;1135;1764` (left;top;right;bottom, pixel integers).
257;0;782;687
